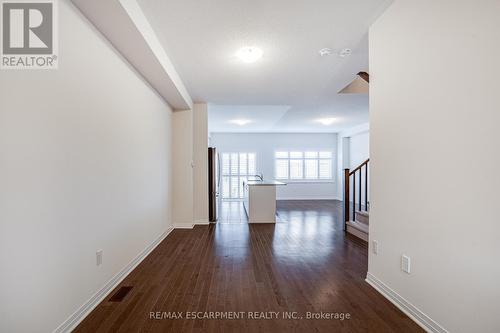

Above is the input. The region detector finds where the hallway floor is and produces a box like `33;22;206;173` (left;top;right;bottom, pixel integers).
217;200;249;223
75;200;423;333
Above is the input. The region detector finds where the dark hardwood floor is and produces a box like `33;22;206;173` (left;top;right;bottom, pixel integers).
75;200;423;333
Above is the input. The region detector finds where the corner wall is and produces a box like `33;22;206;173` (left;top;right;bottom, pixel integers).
193;104;209;224
349;132;369;169
0;1;173;332
336;123;369;202
369;1;500;332
172;109;194;227
171;103;209;227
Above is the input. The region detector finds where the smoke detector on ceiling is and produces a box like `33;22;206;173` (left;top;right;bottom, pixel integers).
319;48;352;58
339;48;352;57
319;48;333;57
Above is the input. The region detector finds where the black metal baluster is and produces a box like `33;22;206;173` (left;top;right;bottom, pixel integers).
352;171;356;220
344;169;350;227
358;170;362;212
365;164;368;211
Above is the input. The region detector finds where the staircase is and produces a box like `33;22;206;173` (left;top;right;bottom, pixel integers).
346;210;369;242
344;159;369;242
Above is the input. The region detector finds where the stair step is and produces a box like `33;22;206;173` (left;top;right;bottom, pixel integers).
346;220;369;242
346;220;369;233
356;210;369;217
355;210;369;225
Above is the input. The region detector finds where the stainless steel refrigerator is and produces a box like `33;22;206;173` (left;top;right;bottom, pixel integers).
208;147;219;222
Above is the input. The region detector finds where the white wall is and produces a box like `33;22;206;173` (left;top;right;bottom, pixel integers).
0;1;173;332
348;131;370;209
172;109;194;226
349;131;369;169
192;104;209;223
336;124;370;208
210;133;338;200
171;103;208;227
369;1;500;332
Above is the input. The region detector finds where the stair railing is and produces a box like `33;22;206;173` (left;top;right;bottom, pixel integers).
343;158;369;230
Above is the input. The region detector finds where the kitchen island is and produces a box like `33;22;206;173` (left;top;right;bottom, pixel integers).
243;179;286;223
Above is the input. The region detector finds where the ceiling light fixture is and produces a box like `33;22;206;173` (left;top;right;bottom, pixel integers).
236;47;263;63
316;118;336;126
230;119;252;126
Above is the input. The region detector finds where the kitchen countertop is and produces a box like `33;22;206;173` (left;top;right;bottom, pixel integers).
245;179;287;186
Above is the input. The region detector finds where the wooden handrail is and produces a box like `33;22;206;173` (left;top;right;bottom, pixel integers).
357;72;370;83
349;158;369;175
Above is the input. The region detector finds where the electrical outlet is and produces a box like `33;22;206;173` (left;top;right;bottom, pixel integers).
96;250;103;266
401;255;411;274
372;240;378;255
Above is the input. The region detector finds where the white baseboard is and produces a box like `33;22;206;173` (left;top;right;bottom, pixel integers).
173;221;210;228
174;219;210;228
365;272;448;333
173;223;194;229
276;197;339;201
53;227;174;333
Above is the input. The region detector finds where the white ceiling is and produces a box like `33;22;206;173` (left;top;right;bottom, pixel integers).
138;0;391;132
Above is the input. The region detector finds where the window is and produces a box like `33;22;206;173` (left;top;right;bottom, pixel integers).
275;151;332;180
221;152;256;199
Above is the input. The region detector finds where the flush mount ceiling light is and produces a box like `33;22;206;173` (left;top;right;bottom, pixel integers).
236;47;263;63
316;118;336;126
230;119;252;126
